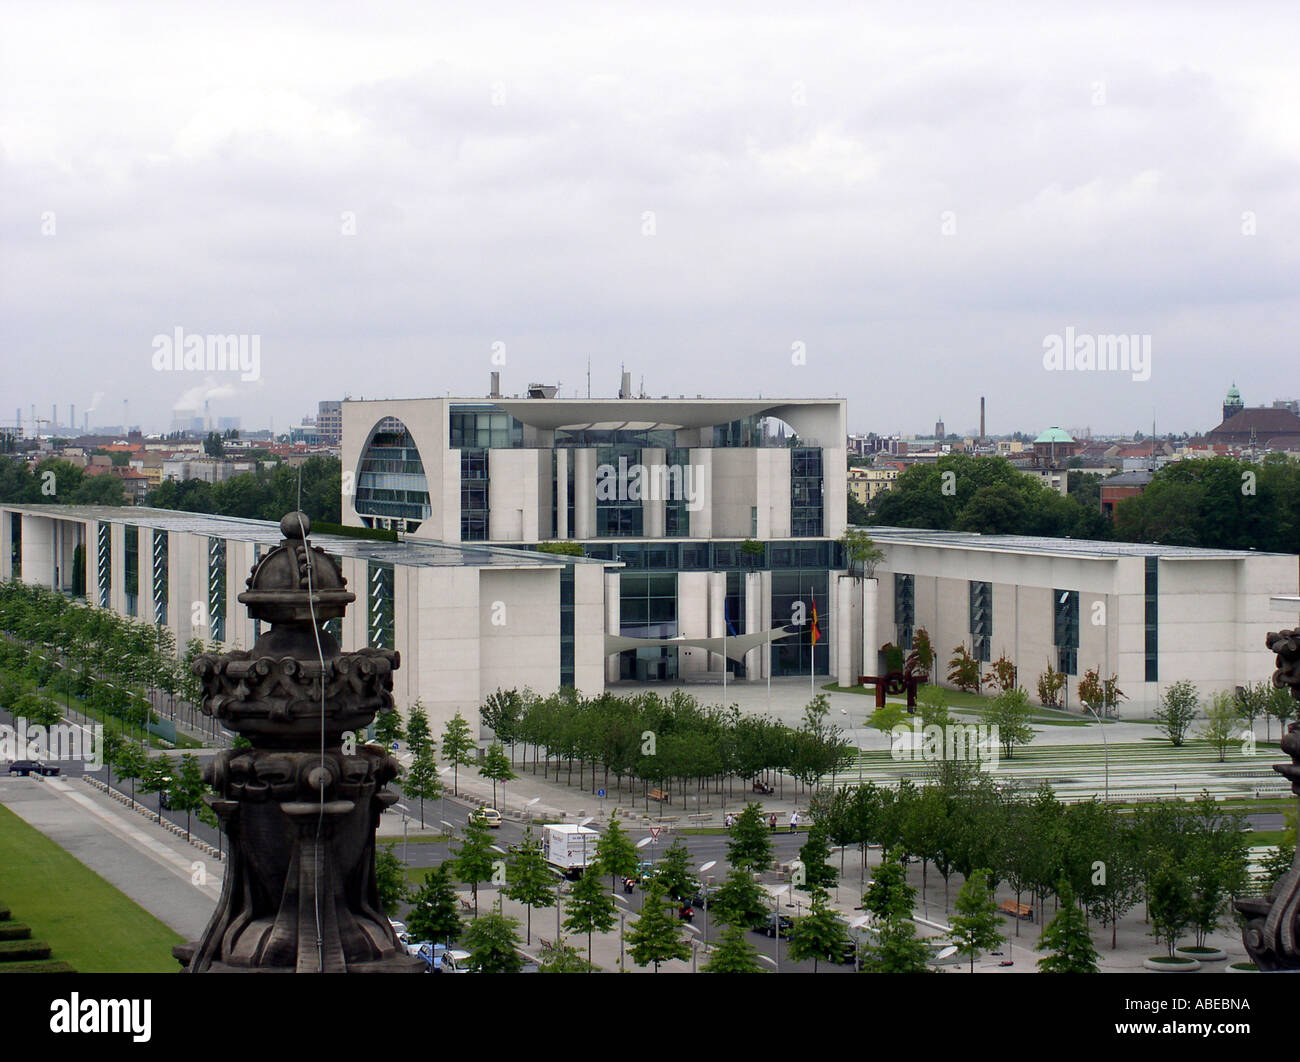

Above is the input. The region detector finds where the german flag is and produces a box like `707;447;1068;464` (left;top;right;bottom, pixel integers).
810;591;821;645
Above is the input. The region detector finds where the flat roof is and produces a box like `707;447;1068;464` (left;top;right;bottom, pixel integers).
3;505;612;570
864;525;1294;561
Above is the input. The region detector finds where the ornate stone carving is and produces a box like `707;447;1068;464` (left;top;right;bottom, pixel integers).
174;512;421;973
1236;628;1300;970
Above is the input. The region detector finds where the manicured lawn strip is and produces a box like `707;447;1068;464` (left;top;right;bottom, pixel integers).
0;803;183;972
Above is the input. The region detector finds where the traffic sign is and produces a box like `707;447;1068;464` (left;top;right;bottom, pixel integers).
649;826;661;839
597;788;606;798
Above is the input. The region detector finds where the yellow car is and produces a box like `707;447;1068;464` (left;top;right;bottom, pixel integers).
473;807;502;829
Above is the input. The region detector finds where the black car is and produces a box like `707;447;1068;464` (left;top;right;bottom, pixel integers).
7;760;60;777
753;913;795;938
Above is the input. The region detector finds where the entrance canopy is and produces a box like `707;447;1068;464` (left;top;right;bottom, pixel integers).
604;628;796;664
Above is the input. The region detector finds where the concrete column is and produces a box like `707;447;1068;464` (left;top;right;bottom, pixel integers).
574;449;596;540
707;571;727;674
677;572;709;676
688;449;713;539
0;509;12;581
760;570;772;679
642;446;665;538
744;570;763;679
20;514;54;589
837;575;854;687
861;577;879;679
555;448;569;539
604;571;621;683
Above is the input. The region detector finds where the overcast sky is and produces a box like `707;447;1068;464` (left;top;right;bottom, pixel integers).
2;0;1298;439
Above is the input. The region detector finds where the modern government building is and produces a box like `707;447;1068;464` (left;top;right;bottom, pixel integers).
2;384;1296;733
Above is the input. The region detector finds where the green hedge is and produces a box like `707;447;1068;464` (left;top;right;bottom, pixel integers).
0;960;76;973
0;923;31;941
0;940;51;961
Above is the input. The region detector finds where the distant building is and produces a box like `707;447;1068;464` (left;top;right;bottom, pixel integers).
317;401;343;445
1099;469;1154;516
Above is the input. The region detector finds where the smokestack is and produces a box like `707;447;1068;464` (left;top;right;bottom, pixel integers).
52;404;57;430
490;371;501;399
980;396;985;442
70;404;75;435
620;371;632;399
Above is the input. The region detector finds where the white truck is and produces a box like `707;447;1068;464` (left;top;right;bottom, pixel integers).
542;824;599;879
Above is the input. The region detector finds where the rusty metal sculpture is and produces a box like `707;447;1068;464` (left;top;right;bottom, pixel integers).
174;513;421;973
1235;627;1300;970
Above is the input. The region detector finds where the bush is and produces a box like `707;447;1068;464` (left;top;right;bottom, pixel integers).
0;960;76;973
0;923;31;941
0;940;52;961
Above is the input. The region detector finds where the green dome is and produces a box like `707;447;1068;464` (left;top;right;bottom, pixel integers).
1226;383;1242;402
1034;426;1074;444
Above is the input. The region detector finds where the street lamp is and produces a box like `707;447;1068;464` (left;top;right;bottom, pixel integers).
1081;703;1110;803
698;860;717;949
770;884;789;973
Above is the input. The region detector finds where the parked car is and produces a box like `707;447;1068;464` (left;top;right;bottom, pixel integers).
472;807;502;829
753;913;795;938
7;760;60;777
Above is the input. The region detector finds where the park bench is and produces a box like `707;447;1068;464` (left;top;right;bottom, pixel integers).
648;788;670;803
998;900;1033;921
459;898;474;913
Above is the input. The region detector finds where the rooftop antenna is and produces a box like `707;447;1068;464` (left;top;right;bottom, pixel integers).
587;357;591;399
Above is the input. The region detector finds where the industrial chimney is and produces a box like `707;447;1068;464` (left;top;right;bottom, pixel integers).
620;371;632;399
979;396;986;443
490;371;501;399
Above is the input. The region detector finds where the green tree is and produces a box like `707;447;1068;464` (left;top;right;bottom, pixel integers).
479;741;517;807
563;864;618;964
373;709;404;750
453;813;497;917
702;922;765;973
171;753;206;841
114;740;148;810
654;838;696;900
539;936;595;973
796;824;838;890
982;686;1034;759
840;528;885;578
1147;858;1193;958
947;643;981;693
867;702;908;748
504;829;556;944
727;803;773;874
139;753;176;825
402;742;441;829
785;887;848;972
440;711;476;796
461;910;524;973
627;881;691;972
1199;691;1245;762
1036;880;1099;973
406;864;463;945
711;867;769;929
404;700;433;757
375;843;408;915
947;869;1004;973
1155;680;1200;748
595;817;640;893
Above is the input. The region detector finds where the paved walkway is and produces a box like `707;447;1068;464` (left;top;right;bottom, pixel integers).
0;773;221;942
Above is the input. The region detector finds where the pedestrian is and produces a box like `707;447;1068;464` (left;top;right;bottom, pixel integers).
769;813;777;832
789;810;799;833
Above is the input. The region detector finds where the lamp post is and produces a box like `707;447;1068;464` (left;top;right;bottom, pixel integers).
698;859;716;950
1081;703;1110;803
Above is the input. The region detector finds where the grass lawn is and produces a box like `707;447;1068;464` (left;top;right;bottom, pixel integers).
0;803;184;972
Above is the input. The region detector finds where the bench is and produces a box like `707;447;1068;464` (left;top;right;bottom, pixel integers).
648;788;670;803
998;900;1033;921
459;898;474;913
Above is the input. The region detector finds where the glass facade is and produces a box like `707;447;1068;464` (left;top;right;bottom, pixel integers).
10;513;19;580
559;566;575;688
208;537;226;642
460;448;489;541
1144;557;1158;682
664;446;690;537
790;447;824;537
124;525;138;618
355;422;431;530
771;570;830;676
619;572;678;680
1054;589;1079;676
576;538;841;572
368;560;394;650
968;580;992;662
151;529;168;625
595;446;644;537
449;406;523;449
894;573;914;651
97;522;111;609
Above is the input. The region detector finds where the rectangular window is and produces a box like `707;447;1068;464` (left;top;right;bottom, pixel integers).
790;448;824;537
560;566;575;688
1144;556;1158;682
894;573;914;651
152;529;168;625
770;570;830;676
968;580;992;662
596;446;644;537
208;537;226;642
11;513;21;580
1054;589;1079;676
97;522;112;609
124;525;138;618
460;448;489;541
368;560;395;649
